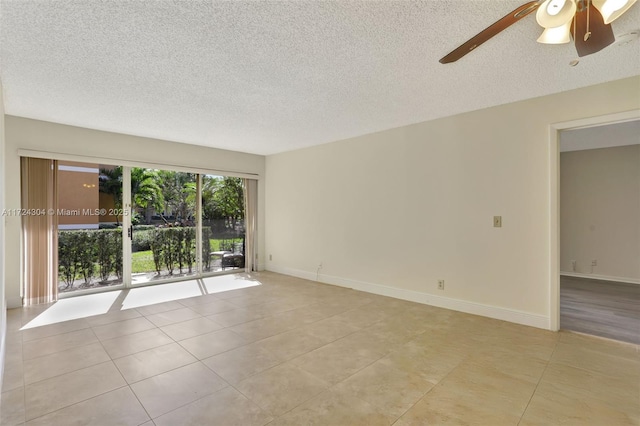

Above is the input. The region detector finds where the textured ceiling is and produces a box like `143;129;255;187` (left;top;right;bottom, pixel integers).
1;1;639;155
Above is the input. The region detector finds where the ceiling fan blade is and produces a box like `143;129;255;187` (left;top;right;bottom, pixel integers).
573;2;615;57
439;1;540;64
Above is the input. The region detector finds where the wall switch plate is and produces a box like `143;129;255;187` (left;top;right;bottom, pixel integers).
493;216;502;227
438;280;445;290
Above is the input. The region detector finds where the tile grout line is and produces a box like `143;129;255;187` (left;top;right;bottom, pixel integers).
149;382;234;424
23;327;134;420
193;304;387;422
108;314;232;422
389;353;466;425
516;335;561;426
228;368;326;424
20;384;132;425
128;381;154;424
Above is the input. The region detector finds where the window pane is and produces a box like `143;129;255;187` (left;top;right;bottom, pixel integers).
131;168;197;284
202;175;245;273
58;162;123;293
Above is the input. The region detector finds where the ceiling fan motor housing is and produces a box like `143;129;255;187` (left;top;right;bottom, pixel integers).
537;0;578;28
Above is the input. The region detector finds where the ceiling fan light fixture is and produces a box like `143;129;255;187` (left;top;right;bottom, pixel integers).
592;0;638;24
537;21;573;43
536;0;577;27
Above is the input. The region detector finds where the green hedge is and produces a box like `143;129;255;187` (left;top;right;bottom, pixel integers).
58;229;122;287
149;227;196;275
133;225;156;231
59;226;222;287
202;228;212;271
132;229;154;251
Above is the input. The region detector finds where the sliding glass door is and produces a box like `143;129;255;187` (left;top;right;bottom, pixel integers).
23;156;253;301
57;161;123;294
201;175;245;273
129;168;198;285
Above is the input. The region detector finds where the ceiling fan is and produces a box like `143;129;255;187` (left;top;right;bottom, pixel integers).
439;0;637;64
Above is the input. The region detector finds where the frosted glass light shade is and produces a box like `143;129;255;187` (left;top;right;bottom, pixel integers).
537;21;573;43
592;0;637;24
537;0;577;28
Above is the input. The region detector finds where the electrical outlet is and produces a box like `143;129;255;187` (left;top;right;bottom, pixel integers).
591;259;597;266
493;216;502;227
438;280;445;290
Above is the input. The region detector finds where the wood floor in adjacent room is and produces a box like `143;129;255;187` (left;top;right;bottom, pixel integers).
561;275;640;345
2;272;639;425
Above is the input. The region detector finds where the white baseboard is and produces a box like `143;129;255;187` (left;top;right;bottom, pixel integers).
267;265;550;330
560;271;640;285
6;296;22;309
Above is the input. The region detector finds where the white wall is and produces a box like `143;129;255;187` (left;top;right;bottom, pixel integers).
265;76;640;330
560;145;640;282
560;120;640;152
4;116;266;308
0;80;6;391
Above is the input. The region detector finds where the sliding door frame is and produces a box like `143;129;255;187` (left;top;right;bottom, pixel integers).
196;174;203;276
19;149;259;299
122;166;132;288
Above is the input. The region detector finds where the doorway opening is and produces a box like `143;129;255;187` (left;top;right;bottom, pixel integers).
555;118;639;344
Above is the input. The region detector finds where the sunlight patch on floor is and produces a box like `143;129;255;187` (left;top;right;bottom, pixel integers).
21;291;122;330
201;274;261;294
18;273;261;329
121;280;204;309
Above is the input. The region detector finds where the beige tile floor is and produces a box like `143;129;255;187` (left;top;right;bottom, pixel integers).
1;272;638;425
